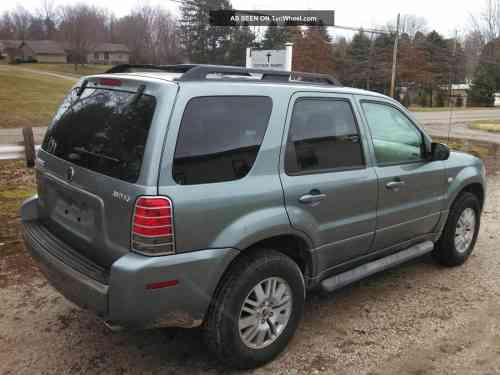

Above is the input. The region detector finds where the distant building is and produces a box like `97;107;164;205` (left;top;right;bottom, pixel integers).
19;40;67;63
448;83;470;107
494;93;500;107
0;40;23;63
87;43;130;65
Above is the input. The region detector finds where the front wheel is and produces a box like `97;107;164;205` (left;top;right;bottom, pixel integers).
435;192;481;266
204;249;305;369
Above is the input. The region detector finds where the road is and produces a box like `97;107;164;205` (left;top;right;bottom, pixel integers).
413;108;500;125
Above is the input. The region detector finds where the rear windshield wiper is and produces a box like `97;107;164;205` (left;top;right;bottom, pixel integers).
73;147;124;164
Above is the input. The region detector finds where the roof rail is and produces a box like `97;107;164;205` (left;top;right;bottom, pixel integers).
105;64;341;86
105;64;196;74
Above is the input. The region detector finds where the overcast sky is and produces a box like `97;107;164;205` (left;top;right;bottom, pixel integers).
0;0;479;38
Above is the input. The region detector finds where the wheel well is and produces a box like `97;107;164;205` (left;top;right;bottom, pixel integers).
245;235;313;278
461;183;485;209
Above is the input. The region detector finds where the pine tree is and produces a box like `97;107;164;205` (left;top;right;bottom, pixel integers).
261;21;290;49
179;0;233;64
345;31;372;88
469;39;500;106
227;23;256;66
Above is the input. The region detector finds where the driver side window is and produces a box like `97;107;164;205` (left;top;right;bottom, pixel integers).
361;102;424;165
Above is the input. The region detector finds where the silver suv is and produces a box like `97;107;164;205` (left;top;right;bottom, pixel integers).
21;64;486;368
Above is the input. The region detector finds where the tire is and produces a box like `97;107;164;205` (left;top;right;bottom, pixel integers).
435;192;481;267
204;249;305;369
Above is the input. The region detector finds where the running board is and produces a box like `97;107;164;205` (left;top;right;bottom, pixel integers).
320;240;434;292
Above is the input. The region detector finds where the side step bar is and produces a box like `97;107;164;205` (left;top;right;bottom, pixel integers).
321;240;434;292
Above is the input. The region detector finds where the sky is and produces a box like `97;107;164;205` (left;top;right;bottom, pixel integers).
0;0;479;38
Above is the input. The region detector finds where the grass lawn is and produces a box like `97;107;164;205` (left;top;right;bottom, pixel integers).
21;63;113;77
409;106;497;112
432;136;492;160
470;120;500;133
0;65;74;128
0;160;36;258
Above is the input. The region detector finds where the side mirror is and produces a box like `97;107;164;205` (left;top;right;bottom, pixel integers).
431;142;450;161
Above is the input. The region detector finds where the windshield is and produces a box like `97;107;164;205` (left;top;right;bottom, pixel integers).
42;87;156;183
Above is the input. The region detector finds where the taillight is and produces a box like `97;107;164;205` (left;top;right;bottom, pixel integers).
131;196;175;256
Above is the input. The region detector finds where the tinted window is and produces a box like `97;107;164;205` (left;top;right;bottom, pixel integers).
42;88;156;183
361;102;424;165
173;96;272;185
285;98;364;174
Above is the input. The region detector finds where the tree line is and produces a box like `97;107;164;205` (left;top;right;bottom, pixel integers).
2;0;500;106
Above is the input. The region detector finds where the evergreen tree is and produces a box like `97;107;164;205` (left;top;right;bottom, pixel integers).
261;21;290;49
469;39;500;106
424;30;450;106
227;22;256;66
179;0;233;64
345;31;371;88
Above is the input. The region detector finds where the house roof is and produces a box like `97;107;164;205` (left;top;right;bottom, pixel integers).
21;40;66;55
91;43;130;53
0;40;22;50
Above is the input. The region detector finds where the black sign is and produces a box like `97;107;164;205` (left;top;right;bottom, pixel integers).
209;10;335;27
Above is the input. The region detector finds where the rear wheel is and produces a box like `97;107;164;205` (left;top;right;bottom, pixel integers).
204;249;305;369
435;192;481;266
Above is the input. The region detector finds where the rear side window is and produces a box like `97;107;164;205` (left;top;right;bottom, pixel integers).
285;98;364;174
173;96;272;185
42;87;156;183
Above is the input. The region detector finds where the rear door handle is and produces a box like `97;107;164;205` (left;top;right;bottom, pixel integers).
299;192;327;204
386;180;405;190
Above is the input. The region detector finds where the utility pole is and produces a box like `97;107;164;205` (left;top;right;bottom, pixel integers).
390;13;400;99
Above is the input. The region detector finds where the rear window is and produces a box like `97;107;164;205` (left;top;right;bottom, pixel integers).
173;96;272;185
42;87;156;183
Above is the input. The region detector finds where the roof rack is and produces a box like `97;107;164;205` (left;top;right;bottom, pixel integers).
105;64;341;86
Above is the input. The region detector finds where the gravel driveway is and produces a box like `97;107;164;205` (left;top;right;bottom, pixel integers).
1;174;500;375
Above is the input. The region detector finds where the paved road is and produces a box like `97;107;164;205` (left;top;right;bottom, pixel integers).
413;108;500;125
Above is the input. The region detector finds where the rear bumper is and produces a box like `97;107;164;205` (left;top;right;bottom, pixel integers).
21;196;238;328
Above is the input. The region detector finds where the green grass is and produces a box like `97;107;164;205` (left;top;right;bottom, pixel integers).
21;63;113;77
409;106;496;112
470;120;500;133
0;65;74;128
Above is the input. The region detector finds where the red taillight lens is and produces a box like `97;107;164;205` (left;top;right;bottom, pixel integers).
98;78;122;86
131;196;174;255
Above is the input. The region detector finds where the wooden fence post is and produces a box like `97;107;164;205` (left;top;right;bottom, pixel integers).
22;127;35;168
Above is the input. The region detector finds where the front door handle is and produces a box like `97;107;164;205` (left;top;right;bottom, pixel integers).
386;180;405;190
299;191;327;204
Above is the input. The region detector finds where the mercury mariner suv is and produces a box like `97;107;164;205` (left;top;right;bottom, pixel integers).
21;64;486;368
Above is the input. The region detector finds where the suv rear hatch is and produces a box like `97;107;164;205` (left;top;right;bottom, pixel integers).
36;75;177;268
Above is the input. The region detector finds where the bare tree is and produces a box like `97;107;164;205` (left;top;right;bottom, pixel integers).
11;5;32;40
58;4;109;67
400;14;428;38
470;0;500;42
463;30;485;80
115;5;181;64
0;12;16;39
38;0;57;39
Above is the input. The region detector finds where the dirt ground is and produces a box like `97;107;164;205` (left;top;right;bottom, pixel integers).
1;161;500;375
